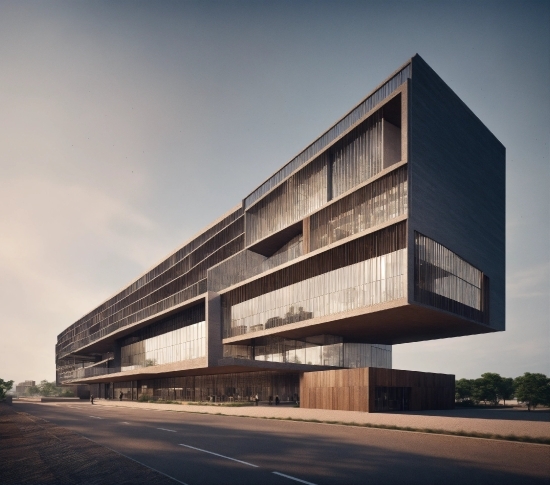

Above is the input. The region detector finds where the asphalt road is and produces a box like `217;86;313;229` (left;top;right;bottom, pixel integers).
16;402;550;485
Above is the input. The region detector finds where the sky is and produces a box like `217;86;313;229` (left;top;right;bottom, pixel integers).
0;0;548;386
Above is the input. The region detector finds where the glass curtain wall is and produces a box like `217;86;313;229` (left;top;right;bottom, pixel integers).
245;106;403;252
223;223;406;338
253;335;343;365
244;63;410;209
343;343;392;369
227;248;405;337
113;372;301;403
208;235;303;293
57;209;243;359
414;232;484;322
58;360;111;382
225;336;392;369
331;111;384;198
121;321;205;370
246;154;328;246
120;305;206;370
310;166;407;251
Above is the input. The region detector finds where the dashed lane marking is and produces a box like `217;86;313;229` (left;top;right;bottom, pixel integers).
80;436;190;485
157;427;176;432
89;416;103;419
272;471;318;485
179;444;258;467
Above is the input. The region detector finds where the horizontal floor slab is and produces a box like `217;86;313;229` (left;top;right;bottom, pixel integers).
223;301;496;346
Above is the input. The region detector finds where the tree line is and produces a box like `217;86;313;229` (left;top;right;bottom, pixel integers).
456;372;550;411
0;379;74;399
24;380;75;397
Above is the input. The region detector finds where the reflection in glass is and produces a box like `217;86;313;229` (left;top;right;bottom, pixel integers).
227;248;406;337
223;337;391;369
310;166;407;251
110;371;301;403
121;321;205;370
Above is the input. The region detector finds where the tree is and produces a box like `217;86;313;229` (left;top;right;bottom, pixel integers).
26;385;40;396
498;377;515;405
472;373;500;405
38;380;60;396
0;379;14;399
455;378;475;403
514;373;550;411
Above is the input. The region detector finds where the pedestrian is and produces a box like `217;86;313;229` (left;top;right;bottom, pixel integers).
268;395;273;405
90;393;94;405
275;395;280;405
119;391;123;401
255;393;259;406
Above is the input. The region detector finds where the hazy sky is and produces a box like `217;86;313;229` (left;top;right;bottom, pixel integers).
1;0;548;385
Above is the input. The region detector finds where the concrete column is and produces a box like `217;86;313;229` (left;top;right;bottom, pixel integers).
206;291;223;367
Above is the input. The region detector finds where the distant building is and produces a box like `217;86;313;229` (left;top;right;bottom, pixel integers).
15;380;35;396
56;55;505;411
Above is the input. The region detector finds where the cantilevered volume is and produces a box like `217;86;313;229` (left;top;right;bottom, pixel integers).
56;55;505;412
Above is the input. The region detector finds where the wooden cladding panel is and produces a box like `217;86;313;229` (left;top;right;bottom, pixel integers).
300;367;454;413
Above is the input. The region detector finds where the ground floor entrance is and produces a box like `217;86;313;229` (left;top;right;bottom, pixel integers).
374;386;411;412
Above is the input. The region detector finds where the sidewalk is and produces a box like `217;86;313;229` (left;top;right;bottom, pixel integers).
91;399;550;440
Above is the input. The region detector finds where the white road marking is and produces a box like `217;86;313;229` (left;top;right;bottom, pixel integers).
121;422;130;424
179;444;258;467
80;436;190;485
89;416;103;419
272;471;318;485
157;427;176;432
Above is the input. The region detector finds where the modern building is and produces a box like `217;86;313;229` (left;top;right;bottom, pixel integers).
56;55;505;412
15;380;35;397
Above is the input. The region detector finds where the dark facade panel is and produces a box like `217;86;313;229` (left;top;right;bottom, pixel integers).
408;55;505;330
